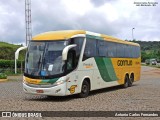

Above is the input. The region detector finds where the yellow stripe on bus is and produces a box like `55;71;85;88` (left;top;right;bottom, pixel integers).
24;77;42;84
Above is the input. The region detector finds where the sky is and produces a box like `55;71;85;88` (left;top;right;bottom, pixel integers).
0;0;159;44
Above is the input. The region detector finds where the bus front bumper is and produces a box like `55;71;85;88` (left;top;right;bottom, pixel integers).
23;83;66;96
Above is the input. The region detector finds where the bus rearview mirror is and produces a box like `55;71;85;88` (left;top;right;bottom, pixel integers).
62;44;77;61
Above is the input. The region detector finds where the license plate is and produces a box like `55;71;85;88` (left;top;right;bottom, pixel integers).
36;90;44;93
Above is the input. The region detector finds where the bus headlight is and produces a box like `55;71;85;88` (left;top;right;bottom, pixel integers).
54;80;65;86
23;76;27;84
53;77;69;86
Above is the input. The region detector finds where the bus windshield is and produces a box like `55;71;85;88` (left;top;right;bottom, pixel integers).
25;41;68;77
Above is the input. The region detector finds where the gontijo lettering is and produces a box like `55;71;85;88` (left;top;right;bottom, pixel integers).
117;60;132;66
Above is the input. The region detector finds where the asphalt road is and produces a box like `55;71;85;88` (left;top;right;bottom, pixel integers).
0;66;160;119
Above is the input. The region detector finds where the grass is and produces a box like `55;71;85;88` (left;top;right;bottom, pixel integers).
0;73;7;79
0;68;23;76
0;41;21;49
3;72;22;76
156;66;160;68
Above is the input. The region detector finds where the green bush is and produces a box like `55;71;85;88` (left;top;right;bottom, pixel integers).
0;73;7;79
0;42;26;60
0;60;25;68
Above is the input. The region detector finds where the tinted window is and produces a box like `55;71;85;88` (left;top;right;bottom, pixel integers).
107;42;117;57
116;43;125;58
87;39;140;58
98;41;108;57
83;38;97;60
69;37;84;67
124;45;129;58
130;46;135;58
135;46;140;58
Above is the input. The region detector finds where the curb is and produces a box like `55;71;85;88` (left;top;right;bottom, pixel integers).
0;79;8;82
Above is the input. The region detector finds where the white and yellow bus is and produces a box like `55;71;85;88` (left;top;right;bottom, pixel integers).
23;30;141;98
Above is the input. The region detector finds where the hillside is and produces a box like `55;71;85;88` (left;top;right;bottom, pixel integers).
131;41;160;62
0;42;21;48
133;41;160;51
0;42;26;60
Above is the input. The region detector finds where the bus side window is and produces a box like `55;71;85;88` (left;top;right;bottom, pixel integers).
83;39;97;61
135;46;140;58
124;45;130;58
98;41;107;57
107;42;117;58
66;50;76;71
116;43;125;58
68;38;84;68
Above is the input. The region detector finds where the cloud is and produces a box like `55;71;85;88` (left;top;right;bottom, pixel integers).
0;0;25;44
90;0;117;7
0;0;159;44
32;0;119;36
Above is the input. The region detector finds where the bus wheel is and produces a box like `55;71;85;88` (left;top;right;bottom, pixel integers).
123;75;129;88
128;74;134;87
78;80;90;98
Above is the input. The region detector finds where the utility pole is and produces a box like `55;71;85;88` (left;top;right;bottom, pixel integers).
132;28;135;40
25;0;32;46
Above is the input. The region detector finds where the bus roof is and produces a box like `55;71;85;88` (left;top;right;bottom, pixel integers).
32;30;85;40
32;30;139;46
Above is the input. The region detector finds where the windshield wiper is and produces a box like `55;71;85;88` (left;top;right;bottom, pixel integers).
42;57;45;69
37;55;42;69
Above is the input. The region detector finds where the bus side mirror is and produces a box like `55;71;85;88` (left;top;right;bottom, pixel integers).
62;44;77;61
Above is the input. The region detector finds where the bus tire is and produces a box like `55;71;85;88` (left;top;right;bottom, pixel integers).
128;74;134;87
78;80;90;98
123;75;129;88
